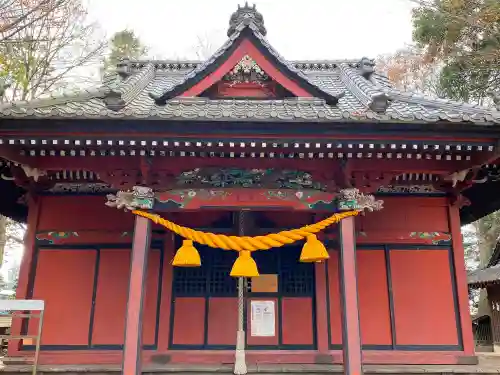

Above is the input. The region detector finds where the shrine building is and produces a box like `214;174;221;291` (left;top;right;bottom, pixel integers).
1;4;500;375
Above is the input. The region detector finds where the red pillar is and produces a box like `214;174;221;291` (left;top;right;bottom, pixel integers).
448;203;475;355
157;232;175;351
122;216;152;375
315;262;329;353
339;216;362;375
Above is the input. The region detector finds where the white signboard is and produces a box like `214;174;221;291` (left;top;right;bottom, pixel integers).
250;300;275;337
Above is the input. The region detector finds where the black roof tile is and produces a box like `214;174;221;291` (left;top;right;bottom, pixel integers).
0;6;498;125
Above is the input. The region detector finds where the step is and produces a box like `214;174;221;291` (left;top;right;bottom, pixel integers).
0;364;498;375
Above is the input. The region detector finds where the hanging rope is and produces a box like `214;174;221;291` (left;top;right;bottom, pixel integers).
132;209;359;251
234;211;247;375
132;209;359;277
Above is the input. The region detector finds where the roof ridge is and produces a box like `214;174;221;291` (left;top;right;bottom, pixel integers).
382;86;499;115
338;63;391;113
116;58;387;74
121;62;156;102
0;87;108;111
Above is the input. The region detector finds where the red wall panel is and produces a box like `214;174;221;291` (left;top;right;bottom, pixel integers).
207;298;237;346
91;250;128;345
357;250;392;345
360;197;449;232
327;252;342;346
282;297;314;345
91;249;160;346
390;249;458;346
172;297;205;345
31;250;96;345
38;196;134;231
357;197;449;244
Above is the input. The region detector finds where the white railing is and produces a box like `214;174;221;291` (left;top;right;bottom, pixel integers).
0;300;45;375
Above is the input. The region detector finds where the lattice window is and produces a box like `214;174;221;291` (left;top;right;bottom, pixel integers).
172;237;314;297
279;246;314;296
208;249;237;295
173;266;207;296
249;245;314;296
172;239;237;297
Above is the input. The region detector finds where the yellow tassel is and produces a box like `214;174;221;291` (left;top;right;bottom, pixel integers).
172;240;201;267
300;234;330;263
230;250;259;277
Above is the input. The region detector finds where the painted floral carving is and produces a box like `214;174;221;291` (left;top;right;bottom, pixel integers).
36;231;78;244
176;168;325;190
409;232;452;244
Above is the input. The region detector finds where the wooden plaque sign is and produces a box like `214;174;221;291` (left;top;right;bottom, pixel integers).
251;274;278;293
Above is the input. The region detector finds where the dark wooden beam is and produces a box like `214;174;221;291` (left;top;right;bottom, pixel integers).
15;154;473;175
139;156;153;185
448;203;475;355
339;216;363;375
122;216;152;375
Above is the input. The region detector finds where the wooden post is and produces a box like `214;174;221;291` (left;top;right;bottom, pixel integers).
315;261;330;353
487;286;500;352
448;203;475;355
234;211;248;375
339;216;362;375
122;216;152;375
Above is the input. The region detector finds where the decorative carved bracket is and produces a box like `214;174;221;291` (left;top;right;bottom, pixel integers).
337;188;384;212
20;165;47;182
105;186;154;211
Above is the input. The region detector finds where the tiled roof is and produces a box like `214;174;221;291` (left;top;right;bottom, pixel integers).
468;264;500;288
0;14;499;124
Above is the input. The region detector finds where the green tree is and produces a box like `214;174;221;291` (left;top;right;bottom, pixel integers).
103;30;147;72
411;0;500;104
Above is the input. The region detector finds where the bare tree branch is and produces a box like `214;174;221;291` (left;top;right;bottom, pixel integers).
0;0;106;101
0;0;66;42
6;234;23;245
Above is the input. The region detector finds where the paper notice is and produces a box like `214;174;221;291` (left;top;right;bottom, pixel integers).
250;300;275;337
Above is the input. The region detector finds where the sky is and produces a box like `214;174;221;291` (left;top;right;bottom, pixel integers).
85;0;416;61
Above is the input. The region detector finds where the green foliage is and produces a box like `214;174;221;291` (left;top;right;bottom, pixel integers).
438;61;492;103
412;0;500;103
103;29;147;72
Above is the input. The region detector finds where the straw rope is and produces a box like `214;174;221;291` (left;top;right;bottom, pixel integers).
132;210;359;251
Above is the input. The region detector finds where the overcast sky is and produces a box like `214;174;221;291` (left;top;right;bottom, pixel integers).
86;0;416;60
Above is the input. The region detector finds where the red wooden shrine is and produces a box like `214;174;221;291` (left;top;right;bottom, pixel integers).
0;3;499;374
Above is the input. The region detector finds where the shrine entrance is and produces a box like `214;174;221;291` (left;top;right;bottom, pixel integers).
169;239;316;350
